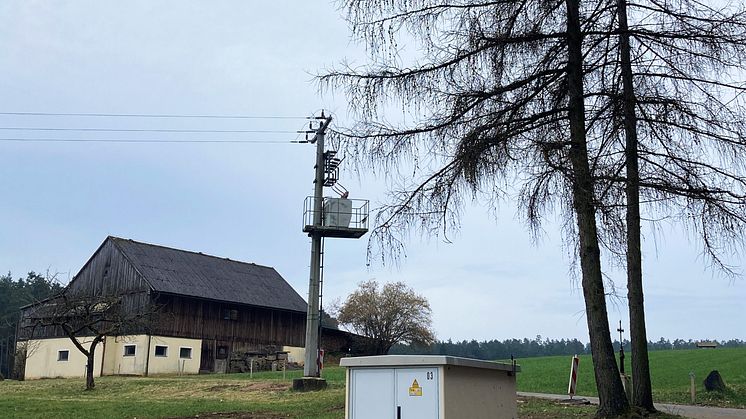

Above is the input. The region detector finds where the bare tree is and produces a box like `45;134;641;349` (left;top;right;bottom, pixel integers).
585;0;746;411
10;339;42;381
322;1;631;415
335;281;436;355
616;0;651;409
21;293;155;390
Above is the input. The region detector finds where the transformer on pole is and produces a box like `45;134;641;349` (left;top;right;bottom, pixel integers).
293;111;369;391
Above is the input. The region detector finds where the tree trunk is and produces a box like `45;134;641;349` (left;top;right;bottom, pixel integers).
13;345;26;381
84;338;102;391
85;347;96;390
617;0;655;411
565;0;630;416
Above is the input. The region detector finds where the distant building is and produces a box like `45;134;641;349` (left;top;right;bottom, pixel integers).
696;341;718;349
16;236;363;379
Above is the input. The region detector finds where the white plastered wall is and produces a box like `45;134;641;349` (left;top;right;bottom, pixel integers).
283;346;305;365
147;336;201;375
102;335;148;375
23;335;203;379
22;337;103;379
101;335;201;376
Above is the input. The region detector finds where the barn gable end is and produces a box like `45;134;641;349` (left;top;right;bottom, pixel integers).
66;237;152;297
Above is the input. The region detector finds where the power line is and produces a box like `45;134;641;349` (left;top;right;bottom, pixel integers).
0;111;310;120
0;127;301;134
0;137;302;144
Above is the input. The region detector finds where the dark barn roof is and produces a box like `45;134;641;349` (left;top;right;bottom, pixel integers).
108;237;307;313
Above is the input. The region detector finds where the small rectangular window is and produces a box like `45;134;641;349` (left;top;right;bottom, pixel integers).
222;308;238;320
216;345;228;359
58;350;69;362
179;347;192;359
123;344;136;357
154;345;168;357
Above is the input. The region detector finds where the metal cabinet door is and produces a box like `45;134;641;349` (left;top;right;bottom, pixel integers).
395;368;439;419
350;368;396;419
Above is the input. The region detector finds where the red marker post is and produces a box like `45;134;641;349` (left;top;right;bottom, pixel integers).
316;349;325;374
568;355;580;399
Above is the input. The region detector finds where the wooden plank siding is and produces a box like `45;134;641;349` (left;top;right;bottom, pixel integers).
151;294;305;347
67;239;151;296
17;292;152;340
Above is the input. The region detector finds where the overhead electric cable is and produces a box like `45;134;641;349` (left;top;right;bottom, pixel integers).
0;111;309;120
0;127;301;134
0;138;299;144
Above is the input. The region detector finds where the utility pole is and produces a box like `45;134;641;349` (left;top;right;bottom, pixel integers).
617;320;625;375
293;111;368;391
303;112;331;379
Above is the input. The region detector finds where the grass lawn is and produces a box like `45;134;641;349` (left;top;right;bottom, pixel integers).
515;347;746;408
0;369;345;419
0;367;681;418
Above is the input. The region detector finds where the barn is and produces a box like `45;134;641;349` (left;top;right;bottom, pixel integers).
17;236;358;379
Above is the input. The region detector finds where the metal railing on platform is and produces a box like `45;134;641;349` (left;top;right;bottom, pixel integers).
303;197;369;238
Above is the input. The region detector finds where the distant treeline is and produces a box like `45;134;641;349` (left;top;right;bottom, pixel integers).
389;336;746;360
0;272;63;378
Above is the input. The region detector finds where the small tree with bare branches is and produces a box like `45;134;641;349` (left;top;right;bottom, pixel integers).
21;293;155;390
335;281;436;355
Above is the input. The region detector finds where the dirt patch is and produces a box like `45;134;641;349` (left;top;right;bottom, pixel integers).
168;413;290;419
206;385;242;392
204;382;290;393
242;382;291;392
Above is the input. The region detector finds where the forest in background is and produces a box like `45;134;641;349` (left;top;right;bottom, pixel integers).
389;336;746;360
0;272;63;378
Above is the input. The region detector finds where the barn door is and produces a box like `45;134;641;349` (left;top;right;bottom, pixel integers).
200;340;214;373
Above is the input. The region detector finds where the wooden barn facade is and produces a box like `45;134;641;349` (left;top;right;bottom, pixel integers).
18;236;314;378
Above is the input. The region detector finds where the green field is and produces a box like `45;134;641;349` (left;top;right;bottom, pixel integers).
0;366;681;419
516;347;746;408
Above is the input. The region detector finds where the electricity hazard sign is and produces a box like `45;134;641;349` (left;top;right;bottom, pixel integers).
408;379;423;396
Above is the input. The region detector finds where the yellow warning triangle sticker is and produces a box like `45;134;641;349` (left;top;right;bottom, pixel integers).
409;379;422;396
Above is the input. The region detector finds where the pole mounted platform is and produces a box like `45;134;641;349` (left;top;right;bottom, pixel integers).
302;196;369;238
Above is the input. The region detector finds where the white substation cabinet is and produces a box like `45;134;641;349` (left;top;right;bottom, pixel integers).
340;355;520;419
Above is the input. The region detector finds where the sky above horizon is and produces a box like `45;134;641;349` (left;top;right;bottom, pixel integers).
1;1;743;343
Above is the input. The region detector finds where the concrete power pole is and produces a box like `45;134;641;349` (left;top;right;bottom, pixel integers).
303;113;331;379
293;111;367;391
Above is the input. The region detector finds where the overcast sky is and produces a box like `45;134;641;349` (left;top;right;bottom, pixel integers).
1;1;743;343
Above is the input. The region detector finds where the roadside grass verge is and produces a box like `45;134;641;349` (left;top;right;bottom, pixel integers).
517;397;681;418
515;347;746;408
